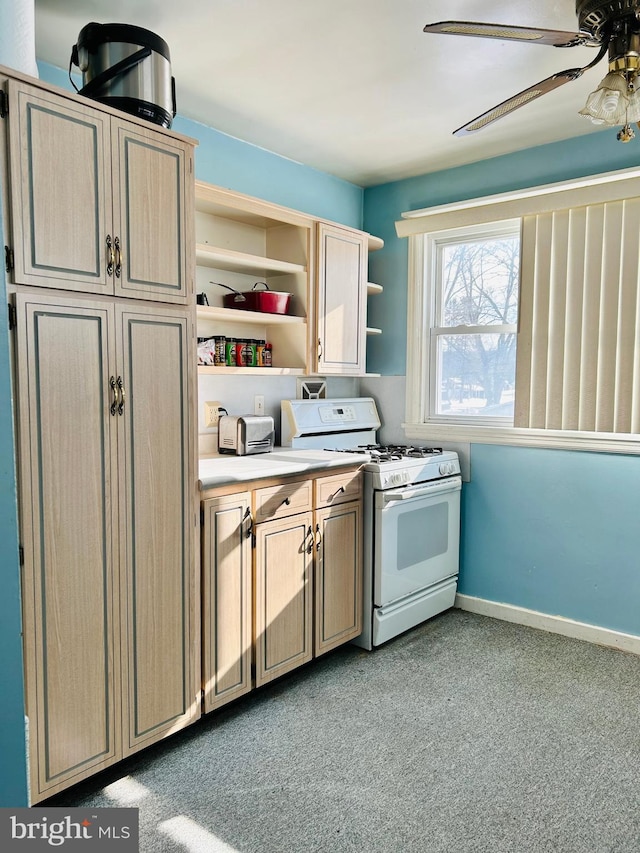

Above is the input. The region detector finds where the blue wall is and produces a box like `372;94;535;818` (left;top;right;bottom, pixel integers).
460;445;640;632
363;133;640;636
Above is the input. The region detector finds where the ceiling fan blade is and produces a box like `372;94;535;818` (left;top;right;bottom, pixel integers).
453;70;582;136
452;38;609;136
423;21;595;48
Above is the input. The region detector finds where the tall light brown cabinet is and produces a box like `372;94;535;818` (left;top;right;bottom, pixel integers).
1;66;199;803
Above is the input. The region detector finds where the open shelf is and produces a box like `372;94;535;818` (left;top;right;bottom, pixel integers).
196;244;307;277
197;305;306;326
366;327;382;335
198;365;305;376
367;281;383;295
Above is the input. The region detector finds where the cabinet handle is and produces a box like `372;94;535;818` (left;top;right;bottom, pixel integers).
318;338;323;359
305;525;314;554
114;236;122;278
315;523;322;552
116;376;125;415
328;485;346;502
109;375;118;416
243;507;253;540
106;235;115;277
281;496;291;507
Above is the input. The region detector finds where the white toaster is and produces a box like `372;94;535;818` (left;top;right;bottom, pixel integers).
218;414;275;455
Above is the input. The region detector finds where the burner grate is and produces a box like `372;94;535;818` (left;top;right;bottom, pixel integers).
357;444;444;460
328;444;444;462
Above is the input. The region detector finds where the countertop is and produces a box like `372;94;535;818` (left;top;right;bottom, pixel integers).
198;448;369;489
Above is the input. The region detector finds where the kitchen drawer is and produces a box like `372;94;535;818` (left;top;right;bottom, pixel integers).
315;470;362;508
254;479;312;522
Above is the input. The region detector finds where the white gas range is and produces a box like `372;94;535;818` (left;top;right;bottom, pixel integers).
281;398;462;649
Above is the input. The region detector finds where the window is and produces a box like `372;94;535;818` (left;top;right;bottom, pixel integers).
401;167;640;454
427;221;520;425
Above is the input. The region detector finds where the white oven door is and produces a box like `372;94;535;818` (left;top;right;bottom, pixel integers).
374;476;461;607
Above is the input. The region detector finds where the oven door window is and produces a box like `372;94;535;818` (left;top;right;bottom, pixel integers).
373;485;460;608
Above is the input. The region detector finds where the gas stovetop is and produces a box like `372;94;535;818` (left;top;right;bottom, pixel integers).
340;444;445;463
333;445;460;489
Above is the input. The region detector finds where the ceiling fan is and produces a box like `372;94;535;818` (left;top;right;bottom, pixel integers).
424;0;640;141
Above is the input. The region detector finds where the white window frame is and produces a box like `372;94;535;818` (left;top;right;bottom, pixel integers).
424;219;520;429
402;167;640;456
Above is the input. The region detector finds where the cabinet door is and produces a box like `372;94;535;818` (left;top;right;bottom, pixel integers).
117;303;199;755
111;120;193;304
316;222;367;375
255;511;313;686
202;492;253;712
315;500;363;656
14;292;121;802
7;80;112;293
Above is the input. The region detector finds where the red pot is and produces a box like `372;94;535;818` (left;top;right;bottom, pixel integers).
218;282;291;314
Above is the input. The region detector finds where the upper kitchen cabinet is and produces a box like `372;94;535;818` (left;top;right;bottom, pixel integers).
314;224;383;376
194;180;384;376
195;181;313;374
315;222;368;375
4;77;194;304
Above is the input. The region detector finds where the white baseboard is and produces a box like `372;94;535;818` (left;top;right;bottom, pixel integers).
455;593;640;656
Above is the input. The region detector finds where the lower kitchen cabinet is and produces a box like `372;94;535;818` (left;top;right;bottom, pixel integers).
14;289;199;802
254;510;314;686
200;467;363;709
314;499;362;656
202;492;253;712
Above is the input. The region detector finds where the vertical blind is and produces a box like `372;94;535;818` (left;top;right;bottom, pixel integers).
514;199;640;433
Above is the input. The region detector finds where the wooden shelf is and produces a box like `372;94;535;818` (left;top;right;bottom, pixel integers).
367;282;383;295
196;305;306;326
195;181;315;229
196;244;307;276
198;365;305;376
368;235;384;251
366;327;382;335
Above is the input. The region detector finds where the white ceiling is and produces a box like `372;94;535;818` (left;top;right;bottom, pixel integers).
34;0;614;187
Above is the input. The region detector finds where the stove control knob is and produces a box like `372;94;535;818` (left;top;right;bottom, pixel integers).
439;463;448;476
391;472;403;486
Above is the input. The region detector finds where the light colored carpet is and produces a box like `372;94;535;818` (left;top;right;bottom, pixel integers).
50;610;640;852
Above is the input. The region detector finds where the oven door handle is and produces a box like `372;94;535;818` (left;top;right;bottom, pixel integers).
382;476;462;503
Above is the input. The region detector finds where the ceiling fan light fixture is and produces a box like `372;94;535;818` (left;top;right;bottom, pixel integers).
579;71;630;124
624;76;640;121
